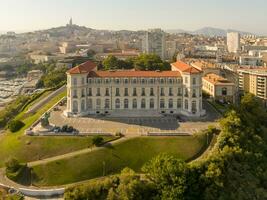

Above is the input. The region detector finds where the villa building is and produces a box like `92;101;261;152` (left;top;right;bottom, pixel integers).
202;73;235;103
64;60;205;117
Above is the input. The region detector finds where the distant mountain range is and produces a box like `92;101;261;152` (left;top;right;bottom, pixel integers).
166;27;256;37
1;26;257;37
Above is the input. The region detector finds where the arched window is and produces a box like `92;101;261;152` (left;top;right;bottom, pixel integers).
133;99;137;109
73;101;78;113
124;99;129;109
222;87;227;96
115;99;120;109
169;99;173;109
160;99;165;109
141;99;146;109
192;100;197;113
87;99;92;109
96;99;101;109
105;99;110;109
81;100;85;111
185;99;189;110
150;99;154;109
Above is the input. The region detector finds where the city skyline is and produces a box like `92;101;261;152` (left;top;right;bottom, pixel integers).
1;0;267;34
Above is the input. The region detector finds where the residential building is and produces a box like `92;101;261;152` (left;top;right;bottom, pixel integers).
202;73;235;103
238;67;267;105
64;60;205;117
227;32;240;53
239;55;263;66
142;29;166;59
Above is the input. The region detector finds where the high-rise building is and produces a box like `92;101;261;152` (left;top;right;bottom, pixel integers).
227;32;240;53
142;29;166;60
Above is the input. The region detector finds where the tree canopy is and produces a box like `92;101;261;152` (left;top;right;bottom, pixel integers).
101;54;171;71
64;93;267;200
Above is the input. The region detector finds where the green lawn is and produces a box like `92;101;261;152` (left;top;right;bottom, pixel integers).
32;135;206;186
0;90;115;167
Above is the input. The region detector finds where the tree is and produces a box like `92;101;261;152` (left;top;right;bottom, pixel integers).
133;54;171;71
102;55;120;70
142;154;187;200
8;120;25;132
92;136;104;147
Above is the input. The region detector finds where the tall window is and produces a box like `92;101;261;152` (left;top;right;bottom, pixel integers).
169;88;173;96
116;88;120;96
81;89;85;97
81;100;85;111
177;88;182;96
96;88;101;96
105;88;110;96
184;88;188;97
105;99;110;109
73;90;77;98
88;88;92;96
141;88;146;96
73;101;78;113
150;99;154;109
185;77;188;84
133;88;137;96
177;99;182;108
160;88;165;96
160;99;165;109
141;99;146;109
150;88;154;96
169;99;173;109
82;77;85;85
87;99;92;109
96;99;101;109
222;88;227;96
124;99;129;109
133;99;137;109
193;78;196;85
192;89;196;98
115;99;120;109
73;78;77;85
124;88;129;96
185;99;189;110
192;101;197;113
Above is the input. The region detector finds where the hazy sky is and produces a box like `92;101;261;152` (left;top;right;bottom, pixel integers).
0;0;267;34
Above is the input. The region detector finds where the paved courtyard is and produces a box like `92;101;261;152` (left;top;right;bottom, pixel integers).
49;100;220;136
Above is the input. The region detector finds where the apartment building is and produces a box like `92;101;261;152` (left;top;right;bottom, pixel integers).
142;29;166;60
64;60;205;117
227;32;240;53
238;67;267;104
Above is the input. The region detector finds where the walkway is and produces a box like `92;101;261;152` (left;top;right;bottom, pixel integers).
0;136;132;189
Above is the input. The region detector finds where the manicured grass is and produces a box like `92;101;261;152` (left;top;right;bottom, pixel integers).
0;136;113;167
0;90;111;167
32;135;206;186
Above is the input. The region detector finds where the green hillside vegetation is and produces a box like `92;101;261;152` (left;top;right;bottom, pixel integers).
64;93;267;200
31;135;207;186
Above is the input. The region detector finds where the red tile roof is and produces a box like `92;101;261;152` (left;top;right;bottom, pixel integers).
67;61;97;74
171;61;202;74
88;70;181;78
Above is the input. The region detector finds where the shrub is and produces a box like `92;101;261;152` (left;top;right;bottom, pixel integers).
5;158;21;173
8;120;25;132
92;136;104;147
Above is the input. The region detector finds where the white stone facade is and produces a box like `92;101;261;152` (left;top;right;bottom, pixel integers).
64;61;205;117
